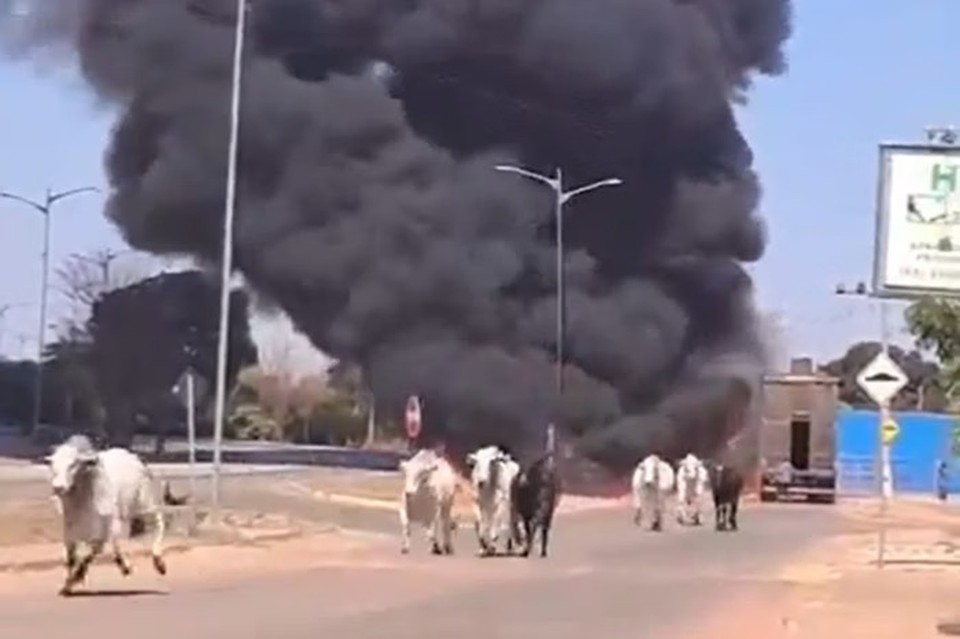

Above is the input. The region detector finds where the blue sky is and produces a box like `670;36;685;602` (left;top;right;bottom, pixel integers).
0;1;957;366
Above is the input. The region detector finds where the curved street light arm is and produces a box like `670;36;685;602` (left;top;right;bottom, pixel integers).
0;192;46;214
560;178;623;204
49;186;100;206
494;165;558;190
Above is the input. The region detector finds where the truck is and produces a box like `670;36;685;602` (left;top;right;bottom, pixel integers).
758;358;839;504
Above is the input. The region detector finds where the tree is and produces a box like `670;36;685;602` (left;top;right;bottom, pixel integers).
42;323;101;429
89;270;259;446
819;340;945;411
55;250;150;332
290;374;330;443
904;297;960;406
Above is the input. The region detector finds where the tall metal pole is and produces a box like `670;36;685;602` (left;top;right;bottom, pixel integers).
836;284;895;568
34;203;51;435
185;368;197;531
550;169;565;457
0;186;98;436
494;164;622;453
877;297;892;568
210;0;247;517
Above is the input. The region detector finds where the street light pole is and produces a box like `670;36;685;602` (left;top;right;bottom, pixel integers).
70;248;126;288
0;186;99;436
836;282;895;567
495;165;622;453
210;0;248;518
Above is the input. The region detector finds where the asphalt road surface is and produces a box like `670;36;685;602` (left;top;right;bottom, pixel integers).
0;503;839;639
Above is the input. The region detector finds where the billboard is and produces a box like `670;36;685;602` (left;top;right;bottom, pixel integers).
874;143;960;298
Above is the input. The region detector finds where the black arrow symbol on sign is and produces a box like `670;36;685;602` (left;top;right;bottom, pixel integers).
865;372;900;382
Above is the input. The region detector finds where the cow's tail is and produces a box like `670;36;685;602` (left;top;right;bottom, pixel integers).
162;481;189;506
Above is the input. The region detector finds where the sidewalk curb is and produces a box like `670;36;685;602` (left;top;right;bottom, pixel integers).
314;490;628;515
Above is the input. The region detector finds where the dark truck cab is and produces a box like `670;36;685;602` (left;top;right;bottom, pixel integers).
759;359;839;504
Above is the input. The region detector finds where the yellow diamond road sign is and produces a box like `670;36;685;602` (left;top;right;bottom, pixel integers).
881;418;900;446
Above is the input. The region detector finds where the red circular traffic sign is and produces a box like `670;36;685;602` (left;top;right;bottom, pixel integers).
405;396;422;440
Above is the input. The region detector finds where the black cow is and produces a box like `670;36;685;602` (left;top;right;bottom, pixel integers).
708;463;744;532
511;454;561;558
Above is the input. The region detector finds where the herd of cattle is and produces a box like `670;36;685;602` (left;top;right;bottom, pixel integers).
39;435;745;596
398;444;745;558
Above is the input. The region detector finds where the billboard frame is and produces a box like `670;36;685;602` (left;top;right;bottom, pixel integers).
873;142;960;300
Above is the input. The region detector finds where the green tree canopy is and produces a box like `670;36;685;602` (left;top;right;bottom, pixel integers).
904;297;960;406
819;340;944;411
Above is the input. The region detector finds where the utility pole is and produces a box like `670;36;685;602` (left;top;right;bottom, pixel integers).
210;0;249;519
494;164;622;453
0;187;99;436
70;248;127;291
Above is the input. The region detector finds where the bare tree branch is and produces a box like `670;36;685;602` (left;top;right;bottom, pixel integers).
55;249;150;326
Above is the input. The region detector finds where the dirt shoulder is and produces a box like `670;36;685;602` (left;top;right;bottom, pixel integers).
686;499;960;639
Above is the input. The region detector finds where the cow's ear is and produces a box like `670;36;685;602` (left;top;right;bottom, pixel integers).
399;460;408;472
466;453;477;466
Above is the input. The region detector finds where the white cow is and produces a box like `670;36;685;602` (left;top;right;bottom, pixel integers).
398;448;457;555
631;454;675;531
675;453;710;526
467;445;520;556
47;435;167;596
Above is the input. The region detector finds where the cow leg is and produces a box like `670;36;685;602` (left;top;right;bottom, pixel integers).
539;510;556;558
439;502;454;555
714;501;724;531
109;519;132;576
429;510;444;555
399;509;411;555
61;539;104;595
149;507;167;575
520;518;533;557
478;516;495;557
729;499;739;531
64;542;77;573
59;542;78;595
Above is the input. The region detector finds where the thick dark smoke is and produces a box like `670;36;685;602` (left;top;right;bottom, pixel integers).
5;0;792;471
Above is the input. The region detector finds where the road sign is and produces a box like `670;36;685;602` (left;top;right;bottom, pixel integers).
173;369;208;408
881;416;900;446
856;351;908;407
405;395;422;440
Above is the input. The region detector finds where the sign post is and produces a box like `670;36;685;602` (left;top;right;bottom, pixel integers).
174;368;203;532
856;350;907;568
404;395;422;448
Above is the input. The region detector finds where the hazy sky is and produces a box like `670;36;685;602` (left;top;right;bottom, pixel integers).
0;1;958;368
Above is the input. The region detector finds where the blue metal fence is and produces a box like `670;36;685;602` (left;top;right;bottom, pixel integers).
836;409;960;495
836;454;959;496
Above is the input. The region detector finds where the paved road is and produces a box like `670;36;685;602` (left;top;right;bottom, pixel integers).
0;503;839;639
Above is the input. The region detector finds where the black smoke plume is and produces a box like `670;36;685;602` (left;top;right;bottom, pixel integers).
5;0;792;471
